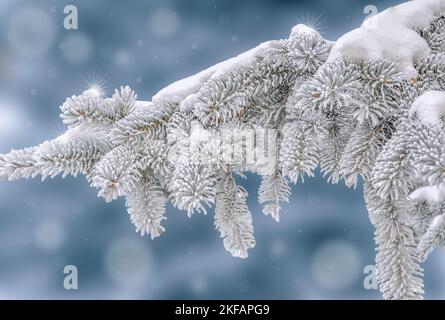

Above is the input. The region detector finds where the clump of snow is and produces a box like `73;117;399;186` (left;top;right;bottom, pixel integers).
53;125;106;143
409;90;445;125
329;0;445;78
431;214;445;228
83;87;103;98
409;183;445;203
178;92;203;113
189;121;212;147
133;100;152;109
289;24;321;39
152;41;273;108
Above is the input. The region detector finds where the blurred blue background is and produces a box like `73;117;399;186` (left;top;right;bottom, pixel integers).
0;0;444;300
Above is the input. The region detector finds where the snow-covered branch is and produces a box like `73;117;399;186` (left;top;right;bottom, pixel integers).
2;0;445;300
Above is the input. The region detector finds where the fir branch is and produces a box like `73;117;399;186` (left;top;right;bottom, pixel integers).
215;171;256;258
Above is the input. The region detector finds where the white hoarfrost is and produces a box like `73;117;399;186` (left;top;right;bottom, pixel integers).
329;0;445;78
409;91;445;125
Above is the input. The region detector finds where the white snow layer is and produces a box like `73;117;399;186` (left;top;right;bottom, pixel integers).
329;0;445;78
153;0;445;106
409;184;445;203
431;213;445;228
152;24;319;109
410;90;445;125
152;42;271;108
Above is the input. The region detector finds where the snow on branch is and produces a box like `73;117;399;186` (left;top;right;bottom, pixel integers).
409;90;445;125
329;0;445;78
3;0;445;300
